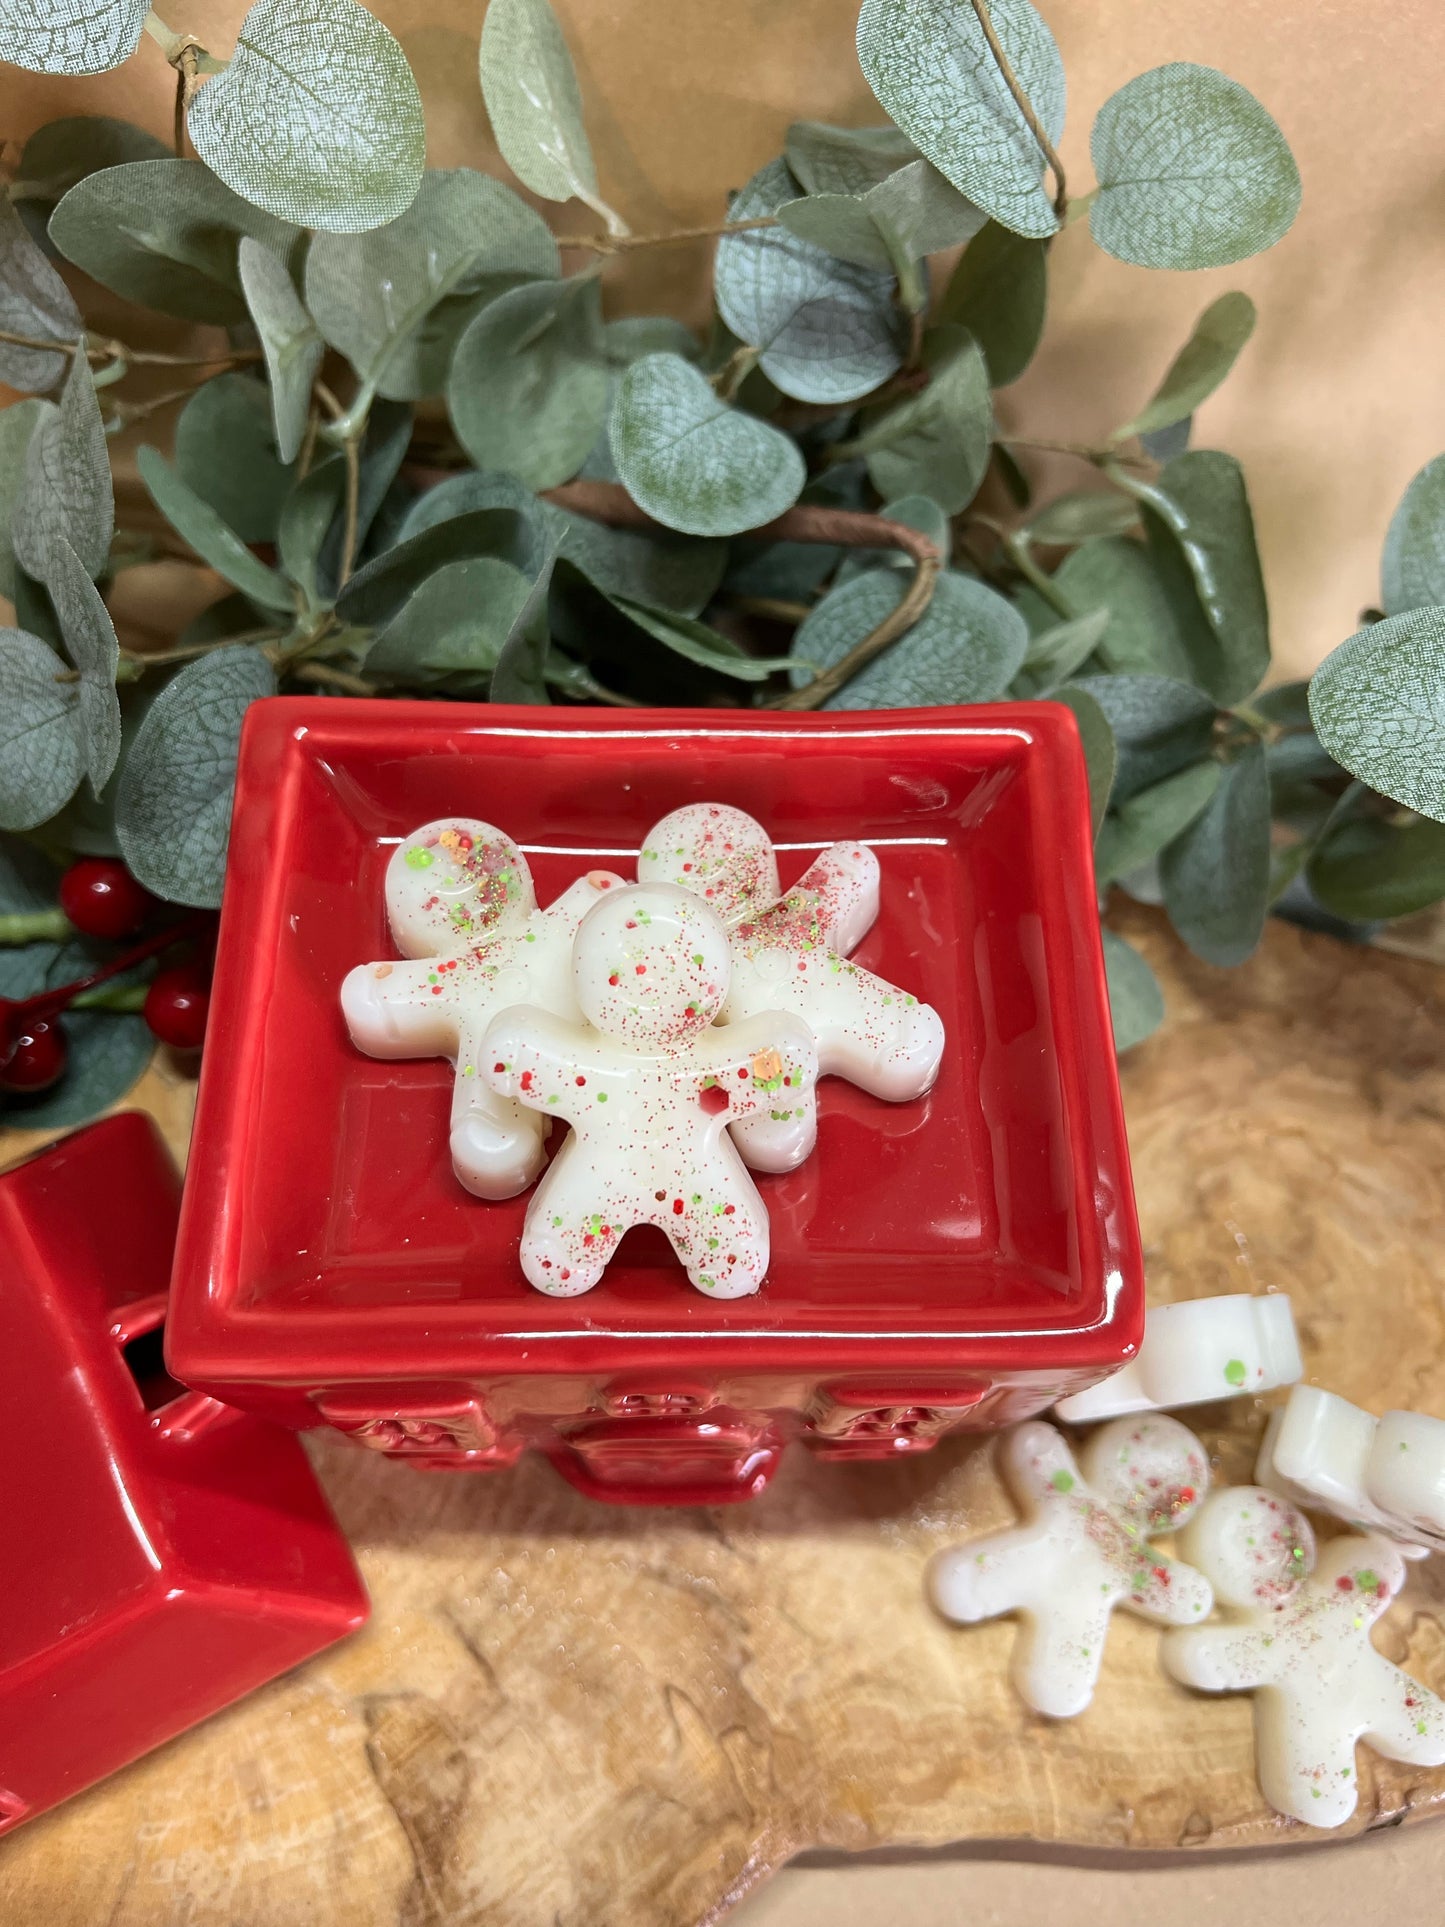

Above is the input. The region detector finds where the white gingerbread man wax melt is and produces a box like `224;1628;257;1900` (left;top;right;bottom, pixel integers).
927;1415;1213;1717
1055;1293;1302;1424
341;819;624;1199
483;882;817;1298
638;803;944;1172
1257;1385;1445;1554
1163;1486;1445;1826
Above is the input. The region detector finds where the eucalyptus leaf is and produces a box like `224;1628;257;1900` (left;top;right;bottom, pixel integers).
448;278;609;489
175;373;293;545
1307;796;1445;922
0;839;60;914
115;646;278;907
364;557;534;685
1081;673;1217;803
237;237;323;464
1141;417;1192;465
336;507;536;628
714;159;904;405
278;458;346;611
790;568;1028;708
612;352;805;538
187;0;425;233
12;350;113;584
1048;537;1197;682
50;158;301;324
935;220;1047;386
318;400;414;587
548;509;726;617
0;0;147;76
1112;292;1256;442
491;548;557;705
15;117;170;223
1102;930;1164;1052
136;446;294;614
0;198;83;392
785;121;918;196
1010;607;1109;698
1091;64;1301;271
1159;743;1270;966
0;628;84;830
1054;683;1115;830
305;170;558;401
1094;759;1221;885
1119;450;1270;703
1309;608;1445;825
45;537;121;794
399;470;537;543
1024;492;1140;546
1381;455;1445;617
778;159;983;279
856;0;1066;239
852;325;990;513
0;400;47;602
609;598;795;682
479;0;599;210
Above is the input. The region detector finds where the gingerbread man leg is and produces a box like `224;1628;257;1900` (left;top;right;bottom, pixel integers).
450;1017;548;1199
1359;1656;1445;1766
516;1137;630;1298
1011;1595;1117;1720
658;1140;771;1299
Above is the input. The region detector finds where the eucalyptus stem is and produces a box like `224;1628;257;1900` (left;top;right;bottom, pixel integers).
975;515;1074;618
554;215;779;255
0;327;257;372
967;0;1067;216
339;435;361;585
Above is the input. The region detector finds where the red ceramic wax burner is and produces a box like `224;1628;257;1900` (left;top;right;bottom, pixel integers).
167;700;1143;1505
0;1113;367;1834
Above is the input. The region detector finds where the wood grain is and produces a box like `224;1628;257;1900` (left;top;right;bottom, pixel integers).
2;906;1444;1925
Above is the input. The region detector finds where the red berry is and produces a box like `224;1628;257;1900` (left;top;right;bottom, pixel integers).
1;1018;67;1093
144;965;210;1050
59;858;157;941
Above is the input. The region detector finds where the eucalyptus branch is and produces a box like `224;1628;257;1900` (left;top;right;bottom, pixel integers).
121;628;282;669
292;661;376;696
0;327;258;372
339;437;361;585
977;517;1073;618
967;0;1067;217
554;215;780;256
540;481;943;710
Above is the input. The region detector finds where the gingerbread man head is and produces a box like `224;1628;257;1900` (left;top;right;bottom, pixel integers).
572;883;733;1051
384;818;534;959
1177;1486;1323;1611
1077;1413;1211;1538
638;804;781;926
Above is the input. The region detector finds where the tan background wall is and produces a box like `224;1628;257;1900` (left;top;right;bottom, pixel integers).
6;0;1444;678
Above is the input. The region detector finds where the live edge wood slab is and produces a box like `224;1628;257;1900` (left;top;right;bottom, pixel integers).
2;905;1444;1926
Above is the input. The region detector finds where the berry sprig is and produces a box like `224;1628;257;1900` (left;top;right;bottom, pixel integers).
0;860;215;1097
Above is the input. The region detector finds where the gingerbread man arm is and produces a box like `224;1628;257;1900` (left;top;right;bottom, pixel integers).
1122;1551;1214;1627
792;842;880;955
690;1012;817;1125
483;1007;594;1124
929;1522;1053;1624
341;957;461;1058
1162;1620;1277;1693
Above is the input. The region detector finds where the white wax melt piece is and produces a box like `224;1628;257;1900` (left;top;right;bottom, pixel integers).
927;1415;1213;1718
341;818;625;1199
1257;1384;1445;1554
1163;1486;1445;1827
483;883;817;1299
1055;1294;1303;1424
639;803;944;1172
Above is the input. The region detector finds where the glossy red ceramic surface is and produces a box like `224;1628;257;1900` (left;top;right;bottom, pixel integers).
168;700;1143;1503
0;1114;367;1834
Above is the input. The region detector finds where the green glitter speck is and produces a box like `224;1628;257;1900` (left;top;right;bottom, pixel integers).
1224;1358;1247;1387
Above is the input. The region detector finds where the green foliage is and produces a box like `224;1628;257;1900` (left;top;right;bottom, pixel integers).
856;0;1065;238
0;0;147;76
1090;64;1300;270
1112;294;1256;443
187;0;425;232
4;0;1428;1130
115;647;278;906
612;353;805;537
715;160;905;404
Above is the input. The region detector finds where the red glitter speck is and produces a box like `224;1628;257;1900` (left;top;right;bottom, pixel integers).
608;974;619;986
737;1066;749;1079
519;1071;533;1092
672;1198;684;1215
493;1062;505;1073
560;1268;571;1281
723;1203;735;1215
699;1085;729;1115
575;1075;586;1086
655;1190;666;1202
682;862;693;873
635;963;647;976
431;986;442;995
1177;1486;1196;1505
1336;1576;1354;1593
1153;1565;1169;1585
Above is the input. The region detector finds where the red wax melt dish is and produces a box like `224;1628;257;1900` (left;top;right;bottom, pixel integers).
0;1113;367;1834
168;700;1143;1505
